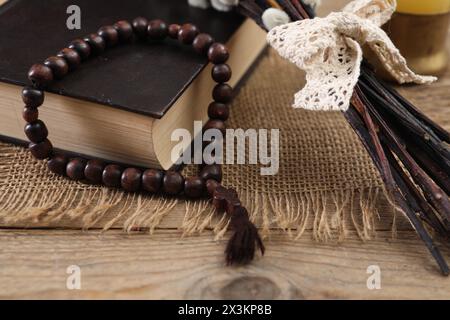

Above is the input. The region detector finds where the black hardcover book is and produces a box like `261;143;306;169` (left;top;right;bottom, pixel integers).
0;0;266;168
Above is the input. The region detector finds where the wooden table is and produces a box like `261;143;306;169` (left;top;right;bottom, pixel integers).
1;0;449;300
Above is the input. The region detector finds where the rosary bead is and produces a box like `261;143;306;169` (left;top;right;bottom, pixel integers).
114;20;133;42
204;120;226;135
44;56;69;79
98;26;119;47
57;48;81;70
208;43;229;64
121;168;142;192
193;33;214;55
24;120;48;143
204;119;226;134
206;179;221;197
184;176;205;198
66;158;87;181
69;39;91;60
212;64;232;83
102;164;122;188
84;159;105;184
207;102;229;121
212;186;240;213
200;164;223;183
163;171;185;195
142;169;164;193
213;83;233;103
168;24;181;39
22;107;39;123
28;64;53;87
148;19;168;40
178;23;199;44
132;17;148;39
29;139;53;160
83;34;106;55
22;87;44;108
47;154;68;176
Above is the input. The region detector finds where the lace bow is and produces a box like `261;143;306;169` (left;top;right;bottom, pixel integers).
267;0;437;112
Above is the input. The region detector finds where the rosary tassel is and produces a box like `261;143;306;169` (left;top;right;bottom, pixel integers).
210;182;265;265
225;206;265;265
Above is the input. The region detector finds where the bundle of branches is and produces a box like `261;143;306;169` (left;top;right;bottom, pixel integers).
237;0;450;275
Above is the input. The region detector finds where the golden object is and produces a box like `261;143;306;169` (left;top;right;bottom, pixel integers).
397;0;450;15
385;12;449;76
384;0;450;76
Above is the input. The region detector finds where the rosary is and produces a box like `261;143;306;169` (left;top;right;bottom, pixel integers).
22;18;264;265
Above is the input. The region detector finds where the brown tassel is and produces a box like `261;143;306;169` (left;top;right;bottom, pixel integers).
212;185;265;265
226;206;265;265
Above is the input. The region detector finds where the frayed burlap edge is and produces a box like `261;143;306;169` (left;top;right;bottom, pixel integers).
0;187;384;242
0;142;387;242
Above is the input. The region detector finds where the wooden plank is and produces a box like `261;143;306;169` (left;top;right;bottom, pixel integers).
0;0;449;301
0;229;449;299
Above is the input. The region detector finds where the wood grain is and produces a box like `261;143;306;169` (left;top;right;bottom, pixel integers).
1;0;449;300
0;229;449;300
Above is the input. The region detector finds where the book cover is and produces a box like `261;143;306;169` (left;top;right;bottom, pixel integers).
0;0;245;118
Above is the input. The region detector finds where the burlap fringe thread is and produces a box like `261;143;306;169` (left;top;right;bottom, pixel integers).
0;144;386;241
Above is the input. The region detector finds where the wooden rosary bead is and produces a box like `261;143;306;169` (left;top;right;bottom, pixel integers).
213;83;233;103
204;119;226;134
184;176;205;198
57;48;81;70
178;23;199;45
213;186;241;214
84;159;105;184
163;171;185;195
208;43;229;64
44;56;69;79
121;168;142;192
168;24;180;39
212;64;232;83
28;64;53;87
208;102;229;121
113;20;133;42
142;169;164;193
102;164;123;188
148;19;168;40
83;33;106;55
66;158;87;181
47;154;69;176
22;87;44;108
69;39;91;60
200;164;223;183
24;120;48;143
132;17;148;39
29;139;53;160
22;107;39;123
206;179;221;197
97;26;119;47
193;33;214;55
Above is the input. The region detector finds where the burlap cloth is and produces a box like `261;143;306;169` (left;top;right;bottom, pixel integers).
0;49;386;240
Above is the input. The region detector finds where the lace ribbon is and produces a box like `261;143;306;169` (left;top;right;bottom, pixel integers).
267;0;437;111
